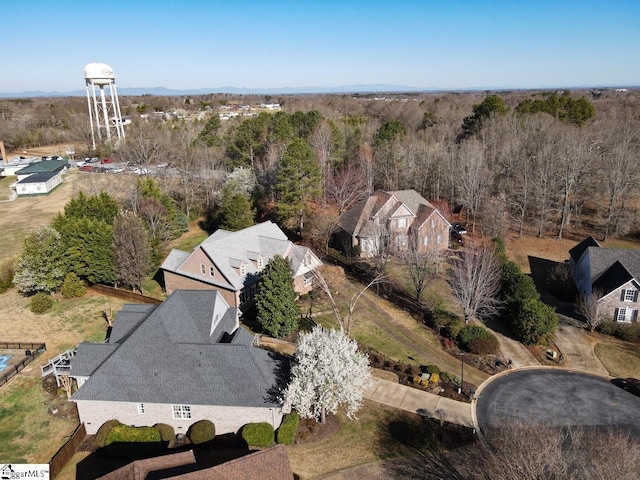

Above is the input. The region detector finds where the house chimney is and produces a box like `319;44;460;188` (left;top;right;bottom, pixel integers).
0;142;6;165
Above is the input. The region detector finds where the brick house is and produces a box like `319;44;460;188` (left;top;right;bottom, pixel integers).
70;290;286;435
160;221;322;310
334;189;451;258
569;236;640;323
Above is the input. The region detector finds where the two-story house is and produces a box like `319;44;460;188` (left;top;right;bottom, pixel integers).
334;189;451;258
569;236;640;323
160;221;322;310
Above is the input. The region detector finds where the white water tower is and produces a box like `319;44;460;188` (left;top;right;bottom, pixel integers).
84;63;125;150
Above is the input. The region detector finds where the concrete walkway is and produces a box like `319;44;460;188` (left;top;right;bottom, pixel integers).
364;377;474;428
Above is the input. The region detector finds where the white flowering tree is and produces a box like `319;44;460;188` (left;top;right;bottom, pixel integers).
284;325;372;423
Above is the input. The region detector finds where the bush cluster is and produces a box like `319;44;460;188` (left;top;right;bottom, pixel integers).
468;336;500;354
96;420;121;448
106;424;161;445
105;424;163;458
30;292;53;313
457;325;499;354
498;246;558;345
276;412;299;445
242;422;275;449
187;419;216;445
599;321;640;343
61;272;86;299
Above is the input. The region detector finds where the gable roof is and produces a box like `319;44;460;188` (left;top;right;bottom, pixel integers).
592;260;634;294
569;236;601;263
160;221;321;291
337;189;447;237
71;290;281;408
588;247;640;285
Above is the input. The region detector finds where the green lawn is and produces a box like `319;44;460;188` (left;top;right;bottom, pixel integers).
0;175;17;201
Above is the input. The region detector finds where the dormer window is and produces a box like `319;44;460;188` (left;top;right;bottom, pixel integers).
258;257;264;268
209;266;215;277
397;218;407;228
240;264;246;275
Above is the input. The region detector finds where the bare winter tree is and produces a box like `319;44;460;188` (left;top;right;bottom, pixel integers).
576;289;606;332
325;162;369;213
401;229;440;303
113;211;151;293
309;265;387;337
59;374;74;400
449;243;502;323
357;143;375;194
307;210;340;255
454;139;492;232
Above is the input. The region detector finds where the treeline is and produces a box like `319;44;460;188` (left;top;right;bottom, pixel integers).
2;89;639;241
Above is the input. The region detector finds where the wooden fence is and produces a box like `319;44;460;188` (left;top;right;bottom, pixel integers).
49;423;87;480
0;342;46;388
88;284;163;304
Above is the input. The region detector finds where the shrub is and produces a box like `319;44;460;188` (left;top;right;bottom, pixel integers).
276;412;299;445
424;365;441;374
96;420;121;448
440;371;453;383
105;424;163;458
61;272;86;299
0;260;14;294
187;419;215;445
468;335;500;354
153;423;175;445
106;424;161;445
457;325;492;351
242;422;275;449
30;292;53;313
600;321;640;343
429;372;440;384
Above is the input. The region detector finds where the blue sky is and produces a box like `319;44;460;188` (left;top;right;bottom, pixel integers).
3;0;639;92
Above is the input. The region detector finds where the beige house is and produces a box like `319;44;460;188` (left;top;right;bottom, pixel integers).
160;221;322;310
334;189;451;258
70;290;285;435
569;236;640;323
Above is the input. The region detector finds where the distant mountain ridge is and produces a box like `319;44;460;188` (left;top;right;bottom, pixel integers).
0;84;440;98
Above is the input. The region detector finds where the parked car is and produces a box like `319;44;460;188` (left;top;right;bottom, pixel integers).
619;378;640;396
87;157;99;163
100;158;112;164
110;167;124;173
450;230;464;245
451;222;467;235
79;165;93;171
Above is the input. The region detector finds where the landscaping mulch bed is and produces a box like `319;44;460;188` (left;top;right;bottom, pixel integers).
294;414;340;444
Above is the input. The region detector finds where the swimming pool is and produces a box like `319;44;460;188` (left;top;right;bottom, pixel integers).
0;355;11;372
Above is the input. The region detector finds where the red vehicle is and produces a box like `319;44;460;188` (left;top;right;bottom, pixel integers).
100;158;112;164
79;165;92;171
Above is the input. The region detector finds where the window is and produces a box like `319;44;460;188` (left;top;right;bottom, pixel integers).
240;264;246;275
423;236;429;246
209;266;215;277
395;234;407;247
624;289;637;302
200;264;206;275
172;405;191;419
304;273;313;287
617;307;629;323
397;218;407;228
240;283;257;304
431;219;435;228
137;403;145;414
437;234;442;245
258;257;264;268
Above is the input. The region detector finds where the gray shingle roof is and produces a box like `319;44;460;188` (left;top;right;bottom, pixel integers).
337;190;443;238
161;221;321;291
71;343;119;377
588;247;640;284
569;236;601;263
71;290;282;408
15;159;67;175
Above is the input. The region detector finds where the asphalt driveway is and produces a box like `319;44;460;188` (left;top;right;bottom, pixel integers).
475;369;640;437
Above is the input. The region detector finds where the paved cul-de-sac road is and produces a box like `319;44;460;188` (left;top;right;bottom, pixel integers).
475;369;640;437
